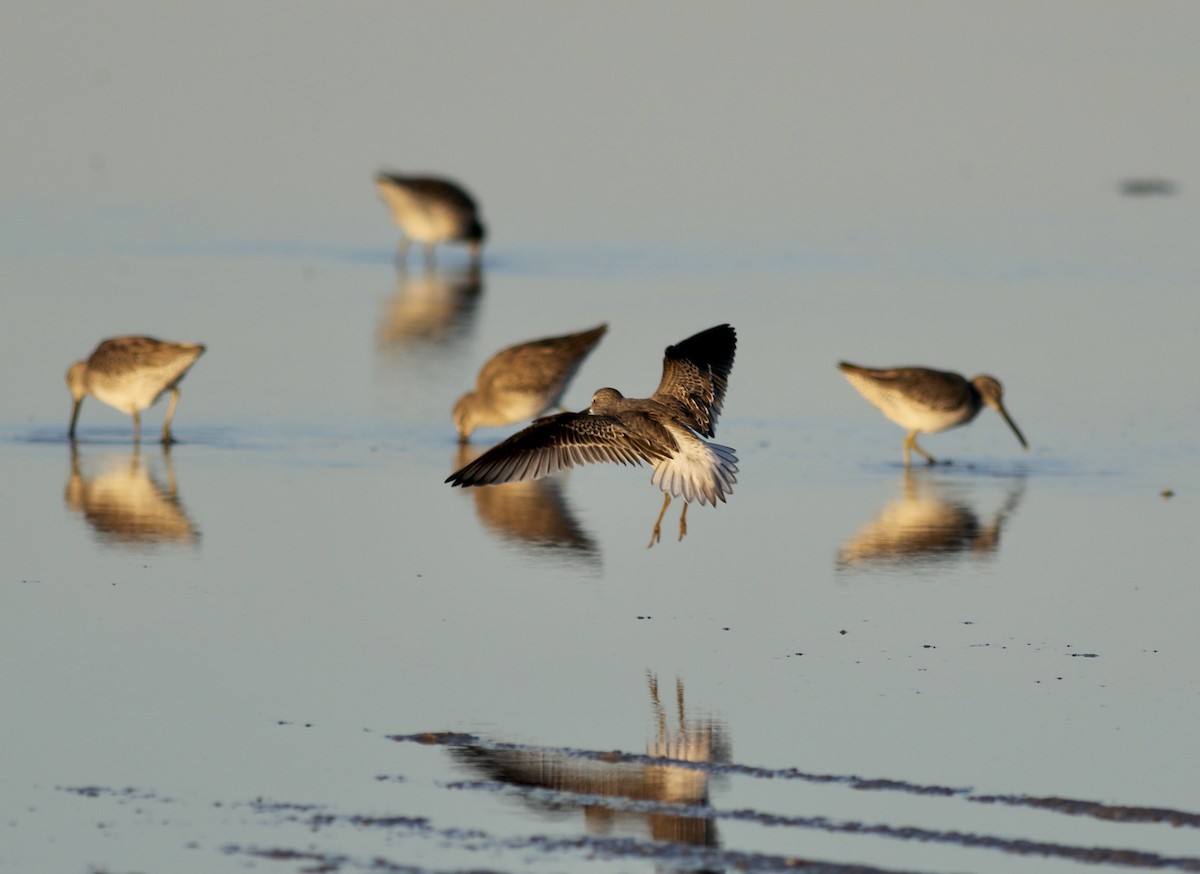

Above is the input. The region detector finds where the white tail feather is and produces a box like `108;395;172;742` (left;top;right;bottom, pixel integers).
651;438;738;506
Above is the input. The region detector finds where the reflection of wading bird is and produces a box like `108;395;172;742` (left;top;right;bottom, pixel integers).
375;172;486;265
65;447;199;547
454;444;600;564
453;324;608;442
837;468;1025;569
446;325;737;547
67;336;206;444
838;362;1027;465
378;265;483;347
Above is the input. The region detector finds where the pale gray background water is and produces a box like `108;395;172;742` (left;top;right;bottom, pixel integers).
2;3;1199;873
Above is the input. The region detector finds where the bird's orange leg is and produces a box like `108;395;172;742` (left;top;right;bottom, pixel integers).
904;431;937;466
648;493;672;548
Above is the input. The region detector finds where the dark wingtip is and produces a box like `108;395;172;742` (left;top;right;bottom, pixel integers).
667;323;736;358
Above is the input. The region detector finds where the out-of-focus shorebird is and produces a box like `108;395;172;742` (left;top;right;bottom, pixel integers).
447;325;738;547
453;324;608;442
838;361;1027;465
375;171;485;265
67;336;206;444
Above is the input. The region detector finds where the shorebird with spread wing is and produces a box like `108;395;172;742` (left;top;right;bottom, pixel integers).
447;324;737;547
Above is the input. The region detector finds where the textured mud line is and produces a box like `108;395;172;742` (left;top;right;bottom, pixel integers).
390;732;1200;829
225;829;917;874
442;779;1200;872
970;794;1200;828
230;797;918;872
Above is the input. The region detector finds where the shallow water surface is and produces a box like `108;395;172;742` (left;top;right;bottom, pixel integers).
3;4;1200;873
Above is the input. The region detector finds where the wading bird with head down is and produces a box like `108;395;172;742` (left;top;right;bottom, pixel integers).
838;361;1027;465
67;336;206;445
375;171;486;265
453;324;608;443
447;325;738;547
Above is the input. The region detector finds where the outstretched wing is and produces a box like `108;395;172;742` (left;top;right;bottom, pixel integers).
652;324;736;437
446;411;661;487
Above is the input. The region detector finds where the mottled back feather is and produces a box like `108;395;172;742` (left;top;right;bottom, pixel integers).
376;173;479;214
88;336;205;376
838;363;975;413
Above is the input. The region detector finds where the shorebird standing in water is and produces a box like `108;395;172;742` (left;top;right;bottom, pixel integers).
67;336;206;444
375;171;486;265
838;361;1027;465
453;324;608;443
447;325;738;547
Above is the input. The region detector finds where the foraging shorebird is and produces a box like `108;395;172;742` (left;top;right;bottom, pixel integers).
375;172;486;264
67;336;206;444
453;324;608;442
447;324;738;547
838;362;1027;465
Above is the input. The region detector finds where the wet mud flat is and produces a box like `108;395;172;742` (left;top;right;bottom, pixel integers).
51;718;1200;874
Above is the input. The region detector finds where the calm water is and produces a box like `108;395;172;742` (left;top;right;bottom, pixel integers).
3;4;1200;873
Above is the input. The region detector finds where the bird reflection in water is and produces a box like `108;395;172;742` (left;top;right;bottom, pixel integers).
377;265;483;350
451;444;599;567
837;468;1024;571
65;446;199;547
449;673;728;850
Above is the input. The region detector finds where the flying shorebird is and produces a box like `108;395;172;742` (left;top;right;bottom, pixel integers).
447;324;738;547
375;171;486;265
67;336;206;444
453;324;608;443
838;361;1027;465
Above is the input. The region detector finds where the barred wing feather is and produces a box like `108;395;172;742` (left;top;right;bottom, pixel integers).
653;324;736;437
446;412;658;487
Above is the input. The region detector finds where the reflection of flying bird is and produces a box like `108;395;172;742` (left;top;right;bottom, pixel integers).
67;336;206;444
453;324;607;442
65;448;199;547
447;325;737;547
837;469;1024;569
375;172;486;265
838;362;1027;465
449;674;727;848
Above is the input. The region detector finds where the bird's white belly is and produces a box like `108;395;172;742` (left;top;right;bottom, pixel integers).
379;189;456;242
869;392;972;434
89;374;169;413
484;391;552;426
399;209;456;243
